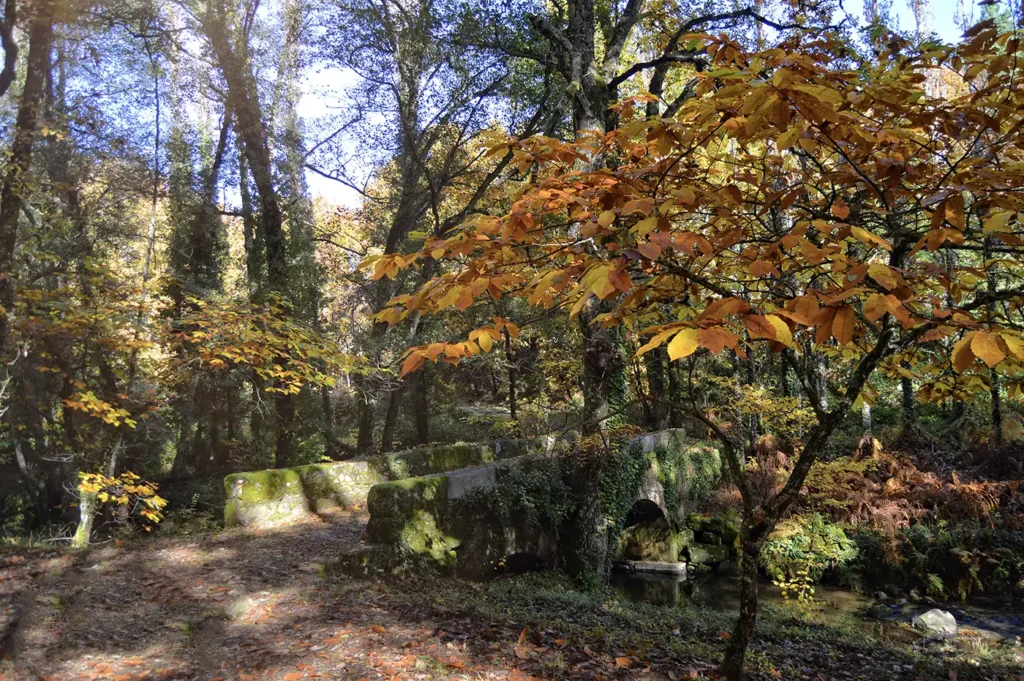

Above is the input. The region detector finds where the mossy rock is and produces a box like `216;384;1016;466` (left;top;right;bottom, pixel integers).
224;438;527;528
618;520;679;562
676;528;695;548
696;531;723;546
333;545;437;578
687;543;731;565
367;476;448;517
369;442;501;481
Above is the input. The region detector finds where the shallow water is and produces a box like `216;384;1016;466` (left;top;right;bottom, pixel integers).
611;570;1024;644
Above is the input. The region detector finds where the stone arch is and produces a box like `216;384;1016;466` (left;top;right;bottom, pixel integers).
629;466;671;527
616;497;678;564
623;498;666;528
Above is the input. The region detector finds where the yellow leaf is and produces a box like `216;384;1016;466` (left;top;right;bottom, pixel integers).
863;293;887;322
598;210;616;228
777;126;801;150
983;210;1014;234
667;328;699;361
971;331;1006;368
637;328;675;356
431;248;445;259
633;216;658;236
1000;332;1024;360
792;83;843;106
765;314;793;346
867;264;898;290
850;227;893;252
478;332;493;353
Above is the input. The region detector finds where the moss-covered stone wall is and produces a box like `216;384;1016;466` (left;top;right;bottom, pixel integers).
352;454;560;579
344;429;723;580
224;438;539;528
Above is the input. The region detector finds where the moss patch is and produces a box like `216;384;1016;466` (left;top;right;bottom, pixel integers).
225;469;302;505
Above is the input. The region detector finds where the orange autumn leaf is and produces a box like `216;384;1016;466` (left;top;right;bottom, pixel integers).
831;305;856;345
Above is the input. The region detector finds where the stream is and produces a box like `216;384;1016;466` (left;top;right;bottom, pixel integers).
611;570;1024;645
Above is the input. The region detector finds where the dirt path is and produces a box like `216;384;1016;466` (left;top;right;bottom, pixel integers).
0;513;593;681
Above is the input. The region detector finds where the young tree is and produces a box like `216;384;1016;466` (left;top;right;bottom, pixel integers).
370;22;1024;679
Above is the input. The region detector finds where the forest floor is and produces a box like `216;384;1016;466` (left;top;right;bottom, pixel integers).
1;510;1022;681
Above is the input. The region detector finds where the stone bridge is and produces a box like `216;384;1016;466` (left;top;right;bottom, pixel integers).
223;438;540;527
335;429;725;581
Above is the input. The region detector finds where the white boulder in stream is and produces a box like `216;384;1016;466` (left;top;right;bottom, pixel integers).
912;608;958;636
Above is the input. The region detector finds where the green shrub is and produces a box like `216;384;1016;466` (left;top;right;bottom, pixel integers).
899;523;1024;600
761;513;857;600
0;494;33;537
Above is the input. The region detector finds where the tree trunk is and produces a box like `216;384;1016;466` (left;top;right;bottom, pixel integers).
379;385;404;454
414;365;429;445
203;3;295;466
721;539;763;680
643;343;666;429
320;385;338;459
745;354;760;447
991;368;1003;444
778;352;791;398
72;490;97;549
666;353;683;428
579;303;626;434
0;2;53;365
984;236;1001;443
355;374;377;454
505;330;517;423
901;367;914;433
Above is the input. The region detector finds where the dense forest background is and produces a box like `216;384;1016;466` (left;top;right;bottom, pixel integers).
0;0;1019;545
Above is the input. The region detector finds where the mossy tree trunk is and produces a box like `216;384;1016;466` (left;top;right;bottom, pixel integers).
579;305;626;434
379;384;405;454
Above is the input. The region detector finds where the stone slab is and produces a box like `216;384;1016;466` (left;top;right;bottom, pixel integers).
616;560;687;575
446;464;498;499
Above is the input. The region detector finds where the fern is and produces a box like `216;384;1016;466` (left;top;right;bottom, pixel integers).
926;572;944;598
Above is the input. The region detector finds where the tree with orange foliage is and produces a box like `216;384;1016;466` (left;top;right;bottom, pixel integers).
366;21;1024;678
